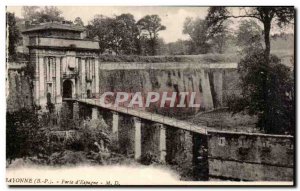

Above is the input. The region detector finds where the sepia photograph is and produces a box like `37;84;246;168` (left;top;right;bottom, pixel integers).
5;5;295;186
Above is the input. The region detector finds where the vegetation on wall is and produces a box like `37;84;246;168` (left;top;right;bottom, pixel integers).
97;54;239;63
6;12;21;61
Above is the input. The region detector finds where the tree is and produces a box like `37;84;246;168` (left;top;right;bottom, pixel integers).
22;6;64;23
166;39;190;55
229;50;294;134
206;7;295;134
210;22;231;53
183;17;210;54
74;17;84;26
6;12;21;61
115;13;139;54
86;15;115;53
137;15;166;55
206;7;294;59
135;25;148;55
135;32;149;55
87;14;140;55
21;6;39;20
155;38;168;55
183;17;231;54
236;20;263;52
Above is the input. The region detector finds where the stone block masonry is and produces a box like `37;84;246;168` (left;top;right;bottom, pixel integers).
207;131;294;181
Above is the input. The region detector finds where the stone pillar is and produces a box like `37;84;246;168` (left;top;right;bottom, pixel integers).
133;117;142;160
110;111;120;151
48;57;52;80
60;57;64;83
213;70;223;108
159;124;167;163
92;107;99;120
165;128;193;171
34;53;39;105
141;122;167;163
192;133;209;181
81;58;86;98
39;56;46;106
75;58;81;98
94;58;99;98
200;69;214;110
112;112;119;140
55;57;62;104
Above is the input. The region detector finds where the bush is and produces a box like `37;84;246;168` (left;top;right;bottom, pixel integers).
77;118;111;152
6;109;40;162
140;151;159;165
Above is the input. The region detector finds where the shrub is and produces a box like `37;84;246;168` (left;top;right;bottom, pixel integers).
6;109;40;162
140;151;159;165
77;118;111;152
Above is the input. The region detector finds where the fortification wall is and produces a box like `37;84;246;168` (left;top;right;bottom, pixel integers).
207;131;294;181
98;65;240;117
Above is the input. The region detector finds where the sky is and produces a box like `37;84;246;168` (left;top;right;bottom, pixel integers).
7;6;294;43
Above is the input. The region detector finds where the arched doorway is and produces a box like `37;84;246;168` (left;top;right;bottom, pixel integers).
63;80;73;98
87;89;91;98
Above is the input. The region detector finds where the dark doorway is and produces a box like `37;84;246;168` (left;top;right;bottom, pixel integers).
63;80;73;98
87;89;91;98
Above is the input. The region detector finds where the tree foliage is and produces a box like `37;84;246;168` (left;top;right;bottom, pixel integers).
229;50;294;134
183;17;231;54
22;6;64;23
206;7;294;58
86;15;115;53
87;14;166;55
87;14;140;54
6;109;40;162
74;17;84;26
114;14;139;54
137;15;166;55
6;12;21;61
206;7;295;134
183;17;210;54
236;20;263;52
166;39;191;55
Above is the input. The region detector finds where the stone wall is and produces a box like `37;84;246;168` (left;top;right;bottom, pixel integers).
7;66;33;112
98;67;240;117
207;131;294;181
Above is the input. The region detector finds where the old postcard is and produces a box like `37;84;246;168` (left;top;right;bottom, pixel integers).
6;6;295;186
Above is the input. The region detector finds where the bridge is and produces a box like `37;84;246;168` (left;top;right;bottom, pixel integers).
64;97;210;180
76;98;208;135
63;97;294;181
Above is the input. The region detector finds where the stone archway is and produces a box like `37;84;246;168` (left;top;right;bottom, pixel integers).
63;80;73;98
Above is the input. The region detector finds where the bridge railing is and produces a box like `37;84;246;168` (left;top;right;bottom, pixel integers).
77;93;207;135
